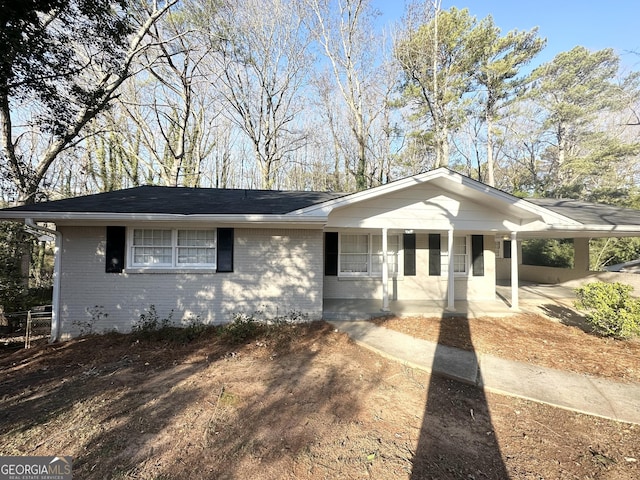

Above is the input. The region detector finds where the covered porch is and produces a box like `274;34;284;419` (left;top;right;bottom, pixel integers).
319;168;640;318
323;281;578;321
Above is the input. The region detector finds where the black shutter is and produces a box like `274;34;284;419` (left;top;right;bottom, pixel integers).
325;232;338;276
217;228;234;272
403;233;416;276
503;239;512;259
105;226;126;273
428;233;441;276
472;235;484;276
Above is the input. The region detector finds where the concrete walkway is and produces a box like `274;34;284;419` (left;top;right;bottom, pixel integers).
327;319;640;426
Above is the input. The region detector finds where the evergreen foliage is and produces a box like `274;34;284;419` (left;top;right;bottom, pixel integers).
575;282;640;339
521;238;574;268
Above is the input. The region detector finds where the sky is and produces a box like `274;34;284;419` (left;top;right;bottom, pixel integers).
373;0;640;70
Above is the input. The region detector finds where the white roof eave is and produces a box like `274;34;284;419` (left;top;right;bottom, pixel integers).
547;224;640;234
0;211;329;225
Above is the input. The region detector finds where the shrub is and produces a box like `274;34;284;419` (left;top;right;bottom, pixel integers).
221;312;261;344
269;310;309;325
131;305;173;340
219;310;311;347
176;316;210;343
131;306;217;343
136;305;173;331
574;282;640;339
73;305;109;336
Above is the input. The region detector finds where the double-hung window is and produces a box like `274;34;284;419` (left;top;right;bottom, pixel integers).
131;229;216;268
371;235;399;276
340;234;369;274
339;233;399;277
177;230;215;266
453;236;469;274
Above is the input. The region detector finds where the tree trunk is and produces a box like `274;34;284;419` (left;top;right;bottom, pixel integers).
486;114;495;186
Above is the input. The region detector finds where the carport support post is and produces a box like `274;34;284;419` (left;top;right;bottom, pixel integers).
511;232;519;309
447;229;455;310
574;237;590;272
382;227;389;311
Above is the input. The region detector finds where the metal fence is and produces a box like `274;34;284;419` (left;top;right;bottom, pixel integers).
1;305;52;348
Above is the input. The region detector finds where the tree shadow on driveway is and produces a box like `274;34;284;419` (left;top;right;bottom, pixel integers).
410;315;510;479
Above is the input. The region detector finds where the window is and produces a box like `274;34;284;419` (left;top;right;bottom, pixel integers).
339;233;399;276
453;236;468;274
131;229;216;268
132;229;172;266
372;235;399;275
177;230;215;265
340;234;369;274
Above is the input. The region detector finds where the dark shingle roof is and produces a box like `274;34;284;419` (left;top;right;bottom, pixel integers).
526;198;640;226
1;186;346;215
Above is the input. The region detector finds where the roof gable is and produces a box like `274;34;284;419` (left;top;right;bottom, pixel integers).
324;183;531;231
295;167;581;228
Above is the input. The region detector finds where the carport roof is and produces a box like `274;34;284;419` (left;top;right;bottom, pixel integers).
526;198;640;226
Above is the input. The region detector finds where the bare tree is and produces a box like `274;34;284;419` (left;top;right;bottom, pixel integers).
474;20;545;186
0;0;177;204
308;0;391;191
115;6;218;188
198;0;313;190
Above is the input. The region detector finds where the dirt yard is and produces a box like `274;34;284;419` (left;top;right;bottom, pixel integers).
1;316;639;479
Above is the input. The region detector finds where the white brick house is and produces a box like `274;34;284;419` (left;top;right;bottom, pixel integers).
3;167;640;340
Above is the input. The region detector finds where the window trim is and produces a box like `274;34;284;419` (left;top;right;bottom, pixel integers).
339;233;370;276
128;227;217;270
452;236;469;275
337;232;401;278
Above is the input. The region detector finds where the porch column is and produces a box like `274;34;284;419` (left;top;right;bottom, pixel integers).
447;228;455;310
511;232;519;309
381;228;389;311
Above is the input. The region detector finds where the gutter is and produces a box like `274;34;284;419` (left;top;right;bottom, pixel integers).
25;218;62;343
0;212;330;224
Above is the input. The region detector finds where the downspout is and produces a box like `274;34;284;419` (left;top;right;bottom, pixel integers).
25;218;62;343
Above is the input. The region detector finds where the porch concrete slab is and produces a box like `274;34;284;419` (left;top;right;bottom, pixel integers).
328;319;640;425
496;282;578;308
323;298;518;320
324;282;581;321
